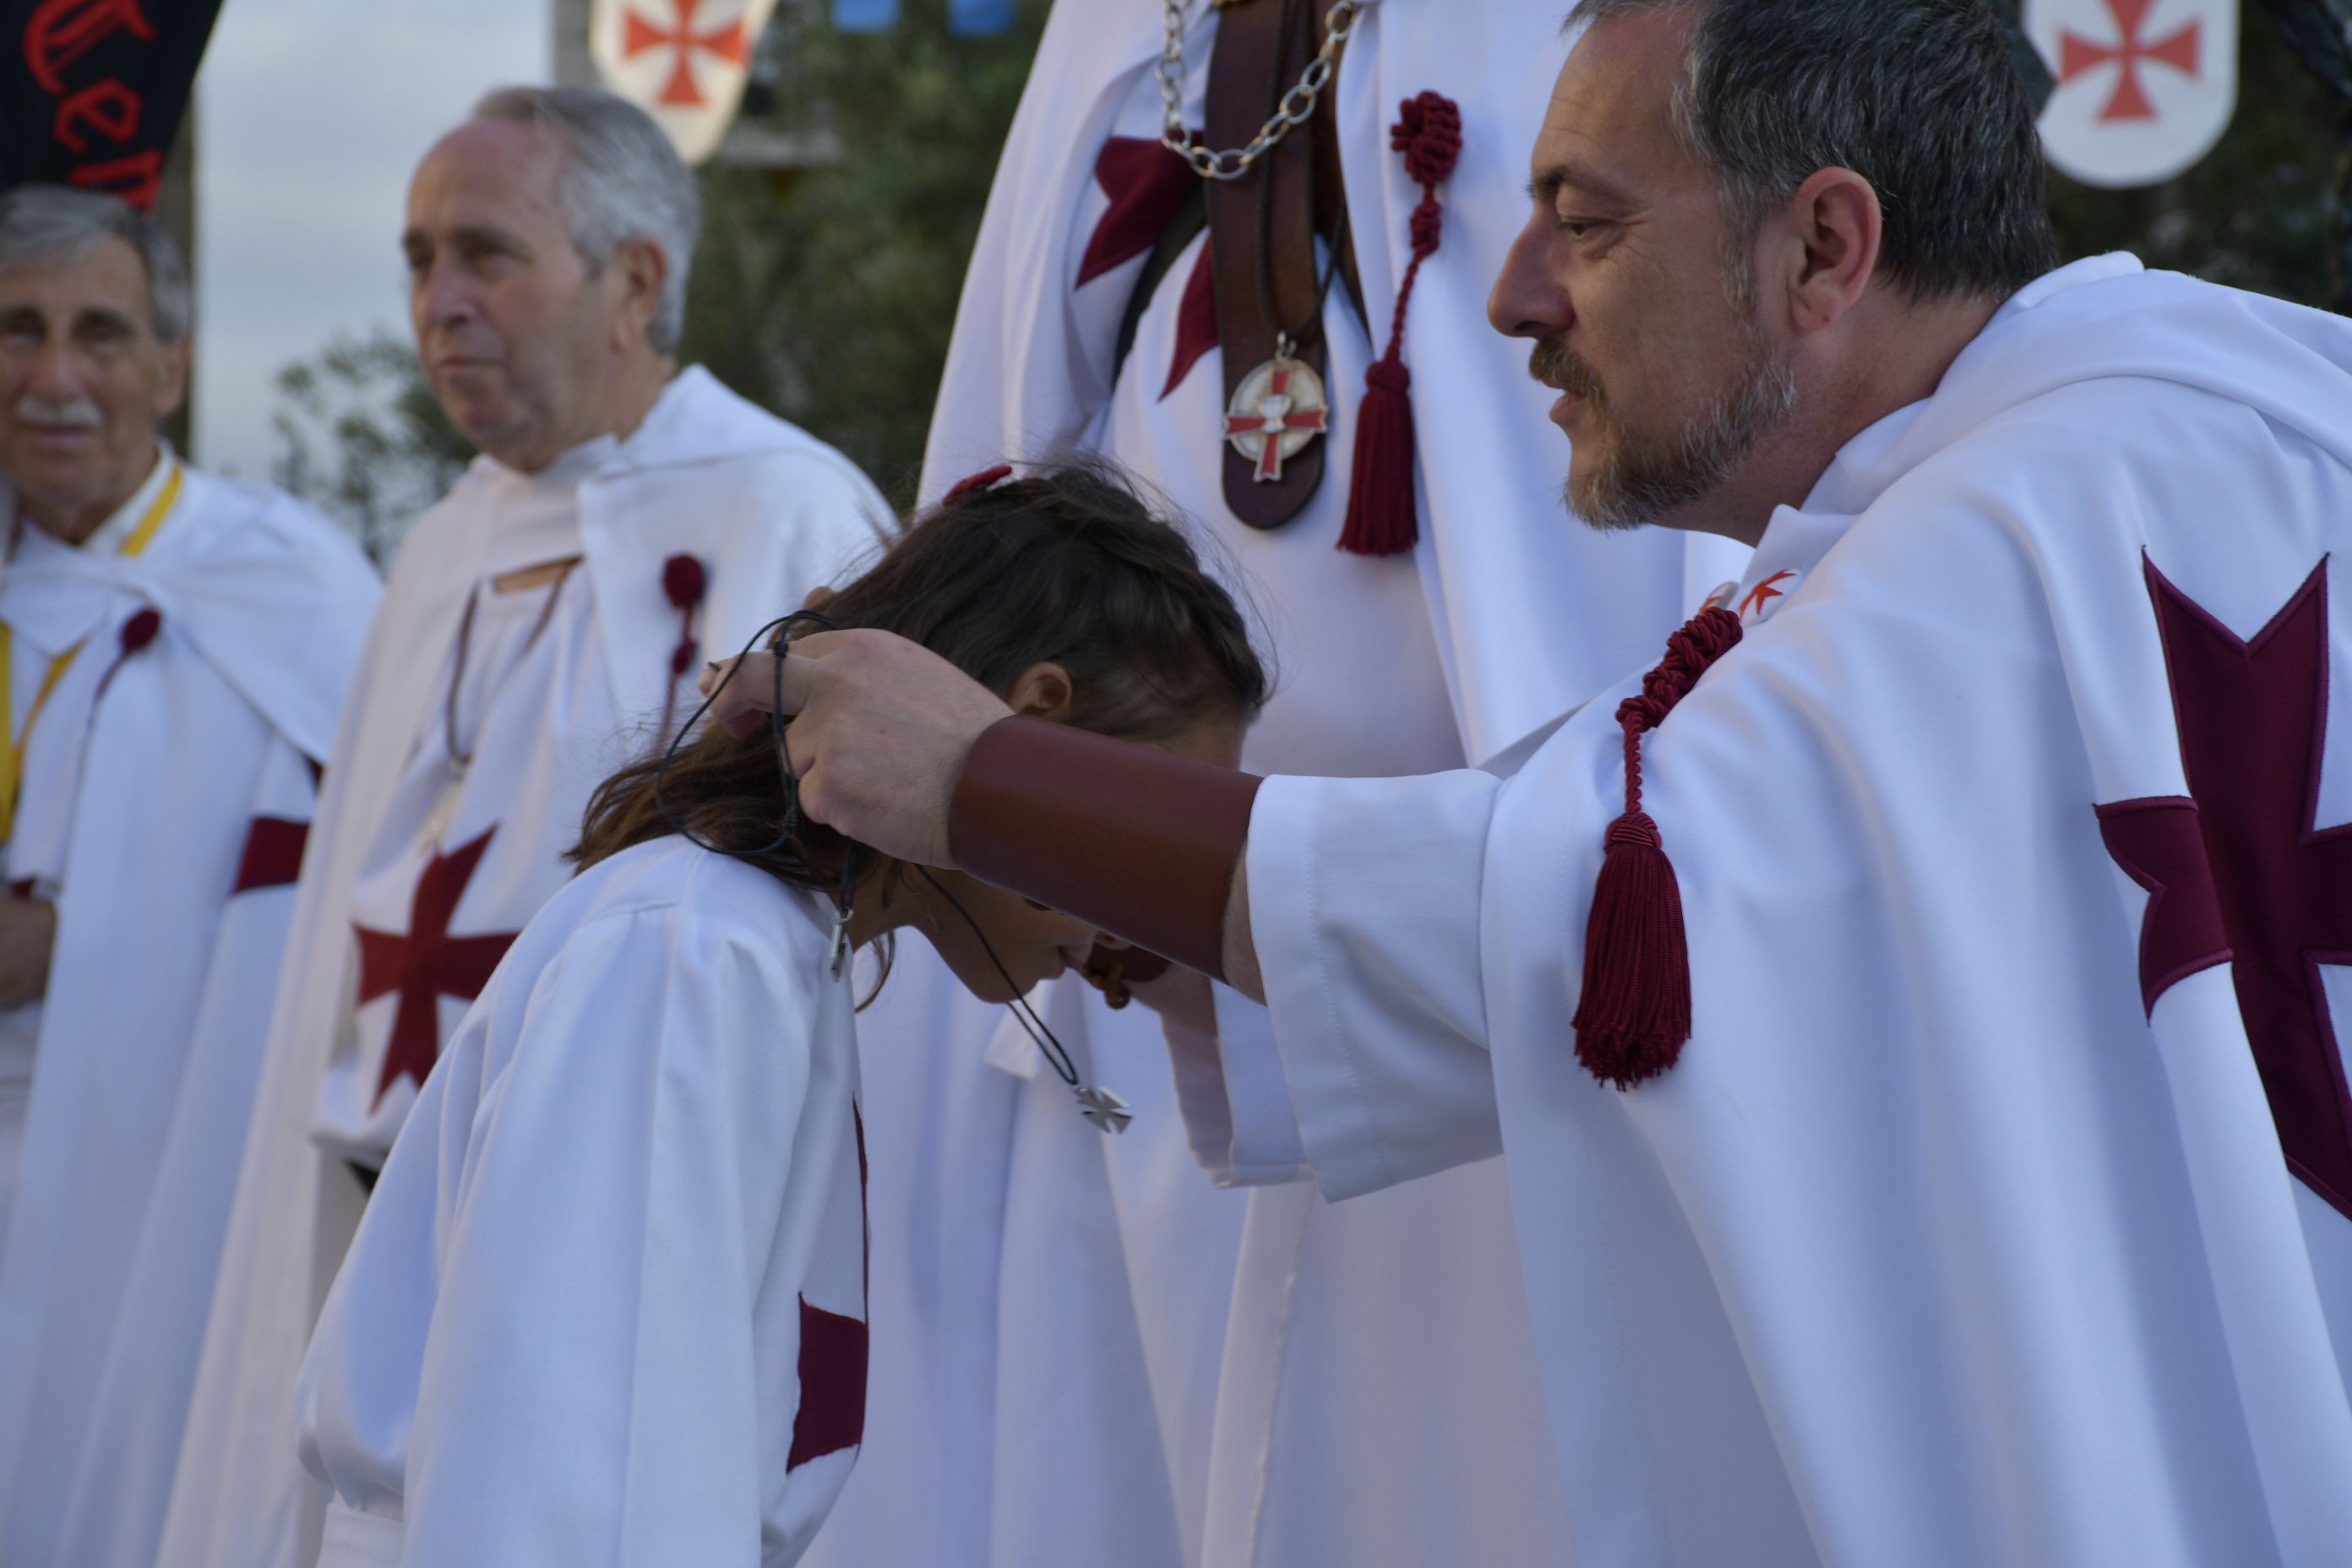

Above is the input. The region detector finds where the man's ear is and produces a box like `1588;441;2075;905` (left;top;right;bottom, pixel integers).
155;334;192;422
1779;166;1881;335
1003;661;1075;721
609;235;669;351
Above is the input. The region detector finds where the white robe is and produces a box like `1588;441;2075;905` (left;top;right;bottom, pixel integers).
1211;256;2352;1565
297;836;868;1568
0;463;379;1568
814;4;1745;1566
161;367;889;1568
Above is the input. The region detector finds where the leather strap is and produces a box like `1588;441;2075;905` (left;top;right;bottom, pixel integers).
948;716;1261;983
1206;0;1330;530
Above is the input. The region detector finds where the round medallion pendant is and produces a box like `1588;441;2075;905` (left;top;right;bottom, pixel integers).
1222;355;1331;484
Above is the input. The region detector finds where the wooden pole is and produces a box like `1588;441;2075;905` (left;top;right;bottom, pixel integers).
553;0;596;89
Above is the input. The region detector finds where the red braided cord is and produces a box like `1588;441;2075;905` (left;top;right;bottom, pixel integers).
1612;606;1742;824
1377;93;1463;366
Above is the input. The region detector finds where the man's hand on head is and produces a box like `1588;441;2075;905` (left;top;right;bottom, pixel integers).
0;896;57;1011
699;633;1011;868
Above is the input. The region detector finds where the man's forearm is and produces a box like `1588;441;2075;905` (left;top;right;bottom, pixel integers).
948;716;1265;992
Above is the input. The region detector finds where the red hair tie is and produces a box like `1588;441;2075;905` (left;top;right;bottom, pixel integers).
944;465;1015;504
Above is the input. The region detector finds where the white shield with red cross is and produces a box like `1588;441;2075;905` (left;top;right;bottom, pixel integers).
2026;0;2237;189
590;0;781;166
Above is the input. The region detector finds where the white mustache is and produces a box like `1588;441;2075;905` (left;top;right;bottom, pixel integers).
12;395;103;429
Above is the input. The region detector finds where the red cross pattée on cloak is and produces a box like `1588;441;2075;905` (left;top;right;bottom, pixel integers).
623;0;751;108
1224;365;1330;483
354;826;520;1108
2096;556;2352;1219
787;1102;868;1471
2059;0;2202;122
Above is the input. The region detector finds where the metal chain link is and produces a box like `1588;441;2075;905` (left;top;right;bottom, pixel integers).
1158;0;1374;181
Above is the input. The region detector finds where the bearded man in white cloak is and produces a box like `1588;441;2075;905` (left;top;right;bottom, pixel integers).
715;0;2352;1561
814;3;1743;1565
160;87;888;1568
0;187;381;1568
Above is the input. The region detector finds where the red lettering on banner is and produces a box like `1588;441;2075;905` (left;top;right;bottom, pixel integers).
54;79;143;154
24;0;157;95
68;148;162;207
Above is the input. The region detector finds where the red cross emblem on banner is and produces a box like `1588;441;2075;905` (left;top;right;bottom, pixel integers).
623;0;750;108
354;826;520;1108
2058;0;2201;122
1223;357;1331;484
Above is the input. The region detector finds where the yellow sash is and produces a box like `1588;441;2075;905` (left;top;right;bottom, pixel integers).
0;461;183;841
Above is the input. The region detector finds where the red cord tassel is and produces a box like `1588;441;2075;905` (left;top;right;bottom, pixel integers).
658;553;708;743
1344;358;1418;557
1340;92;1461;558
1572;607;1742;1089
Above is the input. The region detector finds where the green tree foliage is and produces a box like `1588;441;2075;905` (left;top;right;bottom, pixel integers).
2036;2;2345;309
270;329;472;566
680;0;1050;507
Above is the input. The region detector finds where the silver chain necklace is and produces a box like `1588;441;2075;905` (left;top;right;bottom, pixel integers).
1157;0;1374;181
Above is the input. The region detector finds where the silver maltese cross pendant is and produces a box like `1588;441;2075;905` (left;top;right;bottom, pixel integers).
1075;1085;1134;1135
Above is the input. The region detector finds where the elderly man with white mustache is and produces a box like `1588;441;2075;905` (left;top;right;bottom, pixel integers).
0;185;382;1568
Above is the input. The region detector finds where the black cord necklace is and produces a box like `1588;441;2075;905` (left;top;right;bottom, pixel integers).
658;618;1133;1135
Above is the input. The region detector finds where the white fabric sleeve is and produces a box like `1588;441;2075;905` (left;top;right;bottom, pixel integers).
1162;990;1313;1187
395;909;811;1568
1241;770;1505;1202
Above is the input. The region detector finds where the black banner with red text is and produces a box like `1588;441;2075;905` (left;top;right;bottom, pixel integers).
1;0;225;210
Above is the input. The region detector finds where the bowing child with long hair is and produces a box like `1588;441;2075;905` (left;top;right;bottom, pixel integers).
293;466;1267;1568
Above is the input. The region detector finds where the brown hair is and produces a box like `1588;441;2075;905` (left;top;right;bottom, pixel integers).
569;462;1269;916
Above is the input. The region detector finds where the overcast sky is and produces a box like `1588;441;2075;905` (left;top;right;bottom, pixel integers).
192;0;548;478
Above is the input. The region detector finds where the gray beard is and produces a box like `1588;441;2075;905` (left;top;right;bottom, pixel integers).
1569;337;1798;533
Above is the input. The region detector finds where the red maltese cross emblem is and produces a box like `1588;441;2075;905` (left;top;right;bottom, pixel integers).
2096;555;2352;1219
1223;356;1331;484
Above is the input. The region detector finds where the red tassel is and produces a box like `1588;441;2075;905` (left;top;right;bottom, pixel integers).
1571;607;1742;1089
1340;93;1462;558
1573;811;1692;1088
658;553;709;743
1341;359;1418;556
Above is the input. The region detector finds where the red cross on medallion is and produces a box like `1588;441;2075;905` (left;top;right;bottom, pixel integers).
355;826;520;1108
1224;366;1330;483
2059;0;2201;123
622;0;751;109
2096;556;2352;1219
